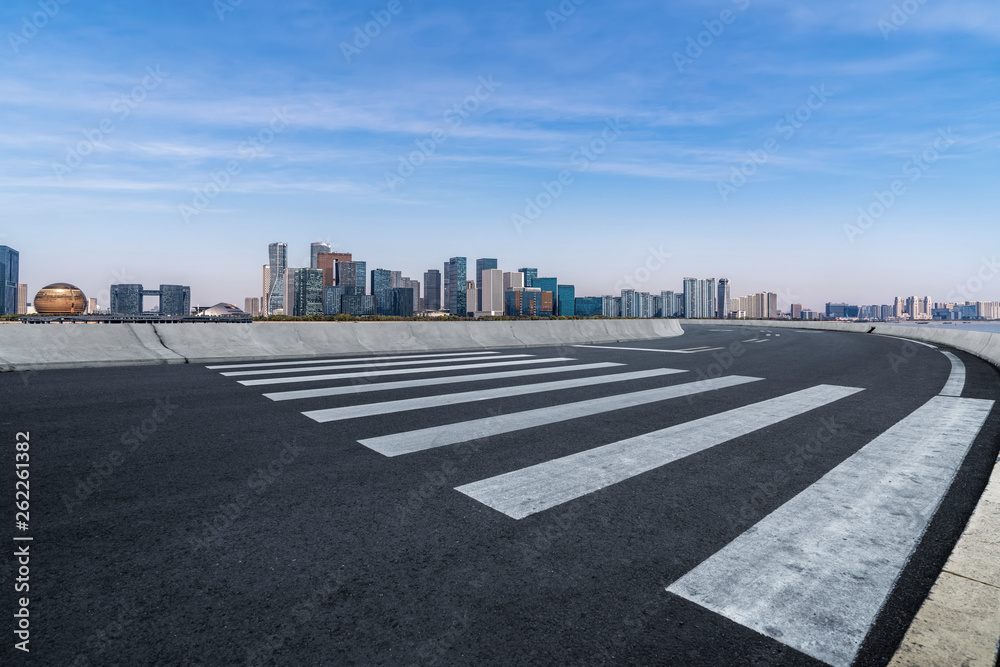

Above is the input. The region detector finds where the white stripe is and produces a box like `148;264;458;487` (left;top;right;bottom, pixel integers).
221;354;533;377
873;334;938;349
939;351;966;397
238;357;576;387
457;384;863;520
207;351;499;370
359;375;764;457
264;362;624;401
667;395;994;667
304;368;687;423
572;345;724;354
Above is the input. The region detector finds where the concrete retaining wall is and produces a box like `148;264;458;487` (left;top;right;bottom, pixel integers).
681;319;1000;368
0;319;684;371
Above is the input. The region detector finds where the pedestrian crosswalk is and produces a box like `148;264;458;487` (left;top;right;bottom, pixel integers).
211;345;995;667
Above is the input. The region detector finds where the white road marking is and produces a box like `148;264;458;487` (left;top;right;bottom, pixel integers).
207;351;500;370
221;354;533;377
359;375;764;457
667;395;995;667
303;368;686;423
457;384;863;520
940;351;966;397
238;357;576;387
263;362;625;401
873;334;938;349
572;345;724;354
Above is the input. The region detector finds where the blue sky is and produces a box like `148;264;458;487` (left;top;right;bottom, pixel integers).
2;0;998;310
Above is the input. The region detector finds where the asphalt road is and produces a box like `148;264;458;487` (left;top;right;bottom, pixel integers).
3;326;999;666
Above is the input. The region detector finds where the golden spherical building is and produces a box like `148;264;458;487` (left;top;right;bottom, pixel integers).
33;283;87;316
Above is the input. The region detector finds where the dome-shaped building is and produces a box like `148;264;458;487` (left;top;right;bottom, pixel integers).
33;283;87;315
201;303;248;317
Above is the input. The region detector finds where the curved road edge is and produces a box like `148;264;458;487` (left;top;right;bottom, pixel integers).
680;318;1000;667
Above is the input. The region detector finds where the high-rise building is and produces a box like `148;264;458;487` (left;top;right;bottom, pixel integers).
244;297;260;317
310;242;332;269
826;303;860;319
341;293;375;316
732;292;779;319
683;278;717;319
503;271;524;291
0;246;19;316
518;268;538;288
465;281;476;317
423;270;442;311
17;284;28;315
110;284;143;315
400;277;421;312
371;268;394;315
575;297;603;317
791;303;803;319
475;258;498;311
316;252;353;287
336;261;366;293
717;278;731;320
557;285;575;316
266;242;288;316
602;295;621;318
445;257;467;316
262;265;271;315
505;287;542;316
86;297;97;314
283;268;323;317
479;269;503;315
381;287;415;317
661;291;682;318
159;285;191;316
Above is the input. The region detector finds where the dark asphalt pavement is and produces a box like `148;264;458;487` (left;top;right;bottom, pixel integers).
2;326;998;666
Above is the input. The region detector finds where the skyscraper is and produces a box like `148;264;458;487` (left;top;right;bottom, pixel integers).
503;271;524;291
17;283;28;315
446;257;467;316
0;246;19;316
479;269;503;315
518;267;538;288
310;242;332;269
533;277;557;312
423;269;442;311
465;281;476;317
557;285;575;316
266;242;288;316
244;297;261;317
159;285;191;316
371;268;394;315
683;278;717;319
316;251;353;287
717;278;731;320
283;268;323;317
86;297;97;314
475;258;498;311
110;284;143;315
337;261;366;293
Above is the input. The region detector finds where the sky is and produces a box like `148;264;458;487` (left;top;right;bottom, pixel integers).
1;0;998;311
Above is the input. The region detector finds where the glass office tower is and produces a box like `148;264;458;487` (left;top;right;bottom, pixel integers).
0;246;19;316
423;270;441;311
518;267;538;288
446;257;467;316
267;242;288;315
159;285;191;316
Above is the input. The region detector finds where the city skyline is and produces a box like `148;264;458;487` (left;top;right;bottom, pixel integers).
2;2;999;309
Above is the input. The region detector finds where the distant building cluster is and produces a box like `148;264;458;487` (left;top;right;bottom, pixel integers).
3;240;999;323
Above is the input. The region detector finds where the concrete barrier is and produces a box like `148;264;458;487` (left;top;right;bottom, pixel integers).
682;319;1000;368
0;319;684;371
